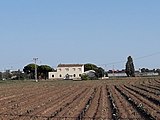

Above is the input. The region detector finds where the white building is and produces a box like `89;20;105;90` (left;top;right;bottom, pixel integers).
83;70;96;78
108;73;127;77
49;64;84;80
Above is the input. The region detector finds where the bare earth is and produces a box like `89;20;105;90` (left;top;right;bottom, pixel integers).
0;77;160;120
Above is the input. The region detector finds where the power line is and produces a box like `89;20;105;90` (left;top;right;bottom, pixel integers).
135;52;160;60
99;51;160;68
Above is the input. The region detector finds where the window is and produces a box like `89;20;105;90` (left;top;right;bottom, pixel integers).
73;74;76;77
73;68;76;71
79;74;81;77
60;74;62;77
59;68;62;71
65;68;69;71
52;75;54;78
78;68;81;71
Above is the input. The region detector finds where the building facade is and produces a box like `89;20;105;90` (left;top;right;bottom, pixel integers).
49;64;84;80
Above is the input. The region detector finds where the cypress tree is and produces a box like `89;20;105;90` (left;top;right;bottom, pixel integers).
125;56;135;77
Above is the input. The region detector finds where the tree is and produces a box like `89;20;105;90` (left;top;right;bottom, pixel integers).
104;71;108;77
23;64;53;80
141;68;146;73
81;74;90;80
0;72;2;80
84;64;97;72
84;63;105;78
38;65;53;79
156;69;160;75
3;70;12;80
11;69;25;80
125;56;135;77
95;67;105;78
23;64;39;79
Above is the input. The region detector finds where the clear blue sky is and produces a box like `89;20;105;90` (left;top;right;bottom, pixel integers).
0;0;160;71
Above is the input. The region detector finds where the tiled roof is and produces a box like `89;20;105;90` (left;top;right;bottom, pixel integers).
57;64;84;67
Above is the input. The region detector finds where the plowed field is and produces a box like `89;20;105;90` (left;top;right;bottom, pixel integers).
0;77;160;120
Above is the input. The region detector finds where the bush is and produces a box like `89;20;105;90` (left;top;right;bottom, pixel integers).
81;74;90;80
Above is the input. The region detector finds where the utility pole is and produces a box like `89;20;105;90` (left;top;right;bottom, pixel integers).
113;65;115;77
33;58;38;82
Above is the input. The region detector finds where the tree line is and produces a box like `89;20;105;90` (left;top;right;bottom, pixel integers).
0;63;107;80
0;64;53;80
1;56;159;80
23;64;53;79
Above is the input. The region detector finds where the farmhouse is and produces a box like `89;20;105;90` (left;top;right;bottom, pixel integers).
49;64;84;80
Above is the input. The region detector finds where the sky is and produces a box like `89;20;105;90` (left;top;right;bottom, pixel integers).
0;0;160;71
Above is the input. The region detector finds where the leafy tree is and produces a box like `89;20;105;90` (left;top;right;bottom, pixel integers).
141;68;146;73
3;70;12;80
156;69;160;75
141;68;156;73
23;64;53;80
104;71;108;77
84;64;105;78
0;72;2;80
81;74;90;80
95;67;105;78
38;65;53;79
125;56;135;77
11;69;25;80
23;64;39;79
84;64;97;72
